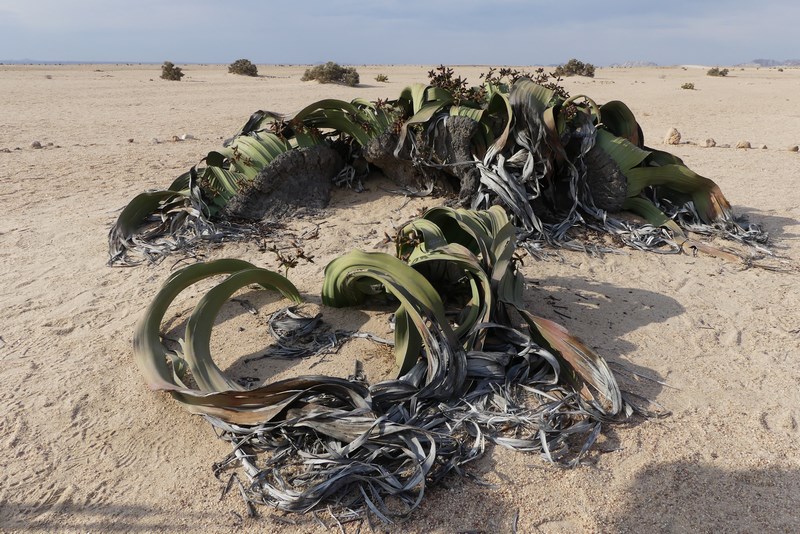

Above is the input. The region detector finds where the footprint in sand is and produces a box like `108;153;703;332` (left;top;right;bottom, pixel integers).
759;409;799;434
718;328;743;346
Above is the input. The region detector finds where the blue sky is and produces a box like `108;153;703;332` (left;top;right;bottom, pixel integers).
1;0;797;65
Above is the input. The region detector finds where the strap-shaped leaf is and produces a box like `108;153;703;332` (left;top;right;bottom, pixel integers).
184;267;302;392
235;109;284;136
323;250;465;393
520;311;625;418
398;83;430;114
595;128;650;171
407;243;492;347
108;190;187;263
396;218;449;261
624;197;743;262
133;259;372;424
599;100;641;146
597;128;734;224
134;259;265;391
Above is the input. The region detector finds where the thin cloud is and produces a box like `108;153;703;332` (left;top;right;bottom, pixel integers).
0;0;797;64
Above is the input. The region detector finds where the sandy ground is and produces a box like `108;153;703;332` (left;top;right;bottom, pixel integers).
1;63;799;533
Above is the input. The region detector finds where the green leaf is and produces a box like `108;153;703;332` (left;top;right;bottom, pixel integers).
184;267;302;392
134;259;263;393
205;150;228;168
224;132;291;178
394;100;452;158
202;166;249;199
511;78;557;112
396;218;449;261
293;98;361;122
292;96;396;141
622;197;686;238
449;105;484;122
595;129;650;172
407;243;492;347
644;146;685;166
235;109;284;136
398;83;433;114
133;259;368;425
498;78;560;163
168;170;192;192
625;165;732;222
599;100;641;145
251;132;292;159
322;250;463;384
108;190;186;262
298;107;372;147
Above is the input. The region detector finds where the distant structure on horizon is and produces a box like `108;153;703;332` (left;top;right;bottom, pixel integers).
607;61;659;68
742;59;800;67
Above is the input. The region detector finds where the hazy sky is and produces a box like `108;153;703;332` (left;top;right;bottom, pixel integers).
1;0;797;65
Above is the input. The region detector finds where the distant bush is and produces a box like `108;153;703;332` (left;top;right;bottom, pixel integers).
375;73;389;83
301;62;360;86
161;61;184;81
681;82;695;90
553;58;596;78
228;59;258;77
706;67;729;77
778;68;784;72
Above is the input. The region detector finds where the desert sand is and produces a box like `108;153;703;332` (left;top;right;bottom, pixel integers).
1;63;799;533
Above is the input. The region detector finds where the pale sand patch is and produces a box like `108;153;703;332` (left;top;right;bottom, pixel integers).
1;64;799;533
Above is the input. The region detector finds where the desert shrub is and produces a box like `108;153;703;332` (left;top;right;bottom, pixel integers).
681;82;695;90
301;62;360;86
161;61;184;81
375;73;389;82
553;58;596;78
778;68;784;72
228;59;258;77
707;67;729;77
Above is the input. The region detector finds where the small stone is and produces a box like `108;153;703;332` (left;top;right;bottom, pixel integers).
704;138;716;147
151;138;160;144
760;144;767;150
179;133;195;141
30;141;42;149
46;142;53;147
664;127;681;145
171;135;180;142
127;138;134;143
0;148;10;153
788;145;799;152
736;140;751;149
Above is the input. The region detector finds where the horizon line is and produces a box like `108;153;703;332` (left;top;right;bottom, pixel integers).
2;59;799;68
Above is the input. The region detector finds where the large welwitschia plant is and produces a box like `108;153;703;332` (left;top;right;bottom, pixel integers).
134;206;635;520
111;66;768;266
